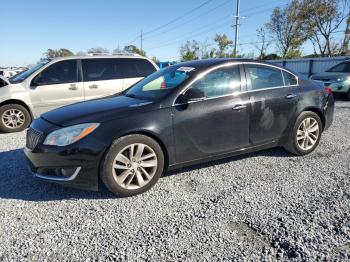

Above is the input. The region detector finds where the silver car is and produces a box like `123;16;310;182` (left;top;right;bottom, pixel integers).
0;55;158;133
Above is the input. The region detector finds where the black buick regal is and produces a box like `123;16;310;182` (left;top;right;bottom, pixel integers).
24;59;334;196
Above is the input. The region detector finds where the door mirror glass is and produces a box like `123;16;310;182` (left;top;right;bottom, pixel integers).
183;88;206;102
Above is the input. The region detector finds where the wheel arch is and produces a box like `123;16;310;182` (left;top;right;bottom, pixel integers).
0;99;34;120
301;107;325;130
98;130;170;182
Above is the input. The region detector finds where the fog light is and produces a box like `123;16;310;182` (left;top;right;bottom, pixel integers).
55;167;77;177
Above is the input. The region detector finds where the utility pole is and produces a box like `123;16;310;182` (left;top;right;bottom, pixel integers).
140;29;143;53
233;0;240;57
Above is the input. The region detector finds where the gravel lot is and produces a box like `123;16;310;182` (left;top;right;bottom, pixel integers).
0;99;349;261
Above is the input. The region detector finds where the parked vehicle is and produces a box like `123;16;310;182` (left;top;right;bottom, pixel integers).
0;69;23;78
24;59;334;197
310;61;350;100
0;55;158;133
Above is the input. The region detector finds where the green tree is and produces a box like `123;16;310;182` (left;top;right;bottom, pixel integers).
123;45;146;56
213;34;233;57
300;0;350;56
266;0;306;58
43;48;74;59
179;40;200;61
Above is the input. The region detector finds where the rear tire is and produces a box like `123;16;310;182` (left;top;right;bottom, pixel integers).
284;111;322;156
101;134;165;197
0;104;31;133
346;89;350;101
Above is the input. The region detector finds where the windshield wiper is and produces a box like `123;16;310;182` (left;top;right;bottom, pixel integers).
124;93;138;99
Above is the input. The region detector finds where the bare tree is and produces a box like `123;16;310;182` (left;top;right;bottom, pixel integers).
301;0;349;56
266;0;306;58
254;27;271;60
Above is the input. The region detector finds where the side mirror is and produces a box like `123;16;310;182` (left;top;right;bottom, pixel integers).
183;88;206;102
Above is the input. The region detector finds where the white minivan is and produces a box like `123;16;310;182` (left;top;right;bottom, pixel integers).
0;55;158;132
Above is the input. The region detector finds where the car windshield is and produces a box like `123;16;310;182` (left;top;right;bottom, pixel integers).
326;62;350;73
10;60;50;83
124;65;195;100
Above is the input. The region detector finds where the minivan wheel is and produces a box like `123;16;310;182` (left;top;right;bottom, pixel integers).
284;111;322;156
101;134;165;197
0;104;31;133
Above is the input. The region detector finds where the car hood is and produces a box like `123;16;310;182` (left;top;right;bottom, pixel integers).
312;72;349;80
41;95;157;127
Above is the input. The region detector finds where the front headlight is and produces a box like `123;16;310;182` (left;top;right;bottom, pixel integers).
44;123;100;146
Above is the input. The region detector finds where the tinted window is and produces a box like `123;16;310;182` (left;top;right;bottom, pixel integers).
11;61;49;83
0;71;3;76
0;78;8;87
191;66;241;98
282;71;297;85
246;65;284;90
120;58;156;78
327;62;350;73
33;60;77;86
82;59;123;82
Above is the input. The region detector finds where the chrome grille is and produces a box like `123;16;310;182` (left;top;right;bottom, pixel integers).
26;128;42;150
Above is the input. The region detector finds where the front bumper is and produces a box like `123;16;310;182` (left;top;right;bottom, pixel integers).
24;119;108;191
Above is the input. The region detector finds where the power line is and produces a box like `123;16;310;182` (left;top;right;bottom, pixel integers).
143;0;214;36
144;0;232;41
147;18;232;50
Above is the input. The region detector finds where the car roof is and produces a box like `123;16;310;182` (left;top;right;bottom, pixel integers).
174;58;288;71
50;55;151;62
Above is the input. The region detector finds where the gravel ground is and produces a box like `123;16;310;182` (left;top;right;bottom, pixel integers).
0;100;349;261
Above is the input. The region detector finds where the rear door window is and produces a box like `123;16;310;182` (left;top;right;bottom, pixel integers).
119;58;156;78
245;64;284;90
82;59;123;82
282;71;297;86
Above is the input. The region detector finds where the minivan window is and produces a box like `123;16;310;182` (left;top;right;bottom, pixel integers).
10;61;49;83
32;60;77;86
246;64;284;90
282;71;297;86
82;59;123;82
120;58;156;78
191;65;241;98
0;78;8;87
125;66;193;100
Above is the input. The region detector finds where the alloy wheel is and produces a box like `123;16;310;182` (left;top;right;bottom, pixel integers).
112;143;158;190
1;109;26;129
296;117;320;151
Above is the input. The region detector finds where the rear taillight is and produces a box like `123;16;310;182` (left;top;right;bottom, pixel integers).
324;87;333;95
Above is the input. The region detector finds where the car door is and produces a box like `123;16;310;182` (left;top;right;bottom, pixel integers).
29;59;83;116
244;63;299;145
82;58;124;100
119;58;157;90
172;64;250;163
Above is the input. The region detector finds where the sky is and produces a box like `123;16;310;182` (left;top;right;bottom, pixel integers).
0;0;346;67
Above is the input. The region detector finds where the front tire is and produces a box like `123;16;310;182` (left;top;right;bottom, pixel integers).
101;134;165;197
284;111;322;156
0;104;31;133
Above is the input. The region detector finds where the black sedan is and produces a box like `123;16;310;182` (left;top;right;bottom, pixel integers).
24;59;334;196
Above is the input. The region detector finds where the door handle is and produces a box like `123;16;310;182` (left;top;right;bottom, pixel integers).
232;104;247;111
89;84;99;89
68;84;78;91
285;94;297;99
